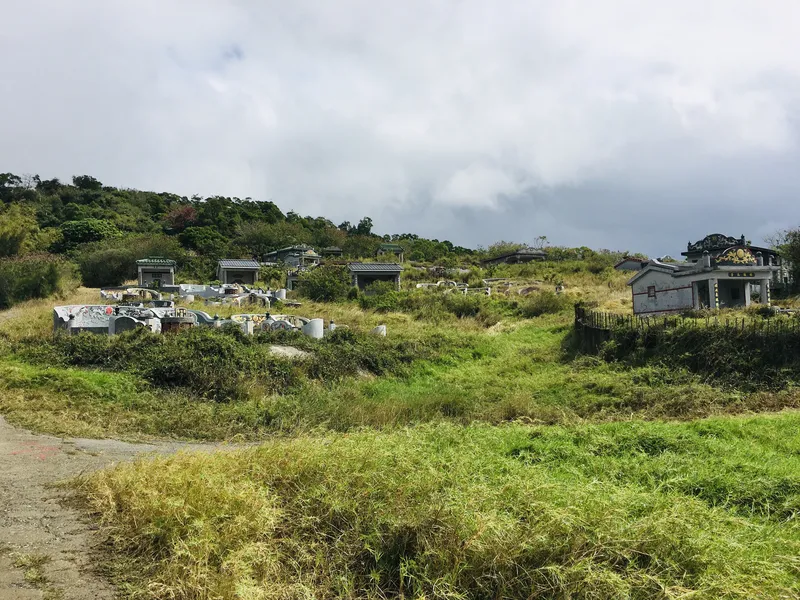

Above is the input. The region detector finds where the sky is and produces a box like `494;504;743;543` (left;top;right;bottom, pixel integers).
2;0;800;257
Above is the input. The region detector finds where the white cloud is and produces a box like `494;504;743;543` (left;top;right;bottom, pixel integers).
2;0;800;253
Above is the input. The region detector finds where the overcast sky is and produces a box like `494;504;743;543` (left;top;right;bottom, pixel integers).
3;1;800;256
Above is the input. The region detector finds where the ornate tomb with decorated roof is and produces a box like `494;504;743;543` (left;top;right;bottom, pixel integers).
628;240;779;316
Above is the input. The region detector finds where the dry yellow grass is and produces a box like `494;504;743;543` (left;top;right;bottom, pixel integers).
0;287;99;340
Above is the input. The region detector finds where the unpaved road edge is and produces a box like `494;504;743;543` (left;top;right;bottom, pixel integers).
0;415;214;600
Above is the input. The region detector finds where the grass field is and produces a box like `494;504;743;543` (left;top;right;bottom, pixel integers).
2;288;795;440
82;414;800;599
3;273;800;598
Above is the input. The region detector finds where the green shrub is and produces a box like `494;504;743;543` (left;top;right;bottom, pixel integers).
442;292;485;318
358;281;402;312
363;279;397;296
297;265;350;302
519;291;570;317
597;321;800;390
76;247;135;287
23;326;442;402
0;254;78;308
358;291;401;312
258;265;285;289
54;219;121;252
74;234;187;287
0;204;39;257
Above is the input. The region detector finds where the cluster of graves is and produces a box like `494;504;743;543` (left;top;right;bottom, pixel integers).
101;283;287;307
53;300;387;338
415;281;492;296
138;251;404;293
54;255;390;338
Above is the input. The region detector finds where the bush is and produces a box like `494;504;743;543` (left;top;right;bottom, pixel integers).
258;265;285;289
586;255;614;274
54;219;121;252
74;234;187;288
358;280;402;312
358;291;401;312
442;293;486;318
21;326;440;402
77;247;136;287
363;280;397;296
519;291;570;317
597;320;800;390
0;204;39;257
297;265;350;302
0;254;78;308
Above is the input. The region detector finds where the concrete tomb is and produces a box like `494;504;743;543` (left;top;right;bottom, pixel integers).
347;263;402;290
136;257;176;287
216;259;261;285
628;244;778;316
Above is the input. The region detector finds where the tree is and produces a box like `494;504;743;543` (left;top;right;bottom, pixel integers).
0;173;24;203
74;233;187;287
355;216;373;236
179;226;230;259
236;222;311;257
163;205;198;233
781;228;800;292
36;177;62;195
195;196;242;236
76;246;135;287
765;229;789;251
532;235;548;250
343;235;381;259
0;204;39;257
55;219;121;252
310;225;347;250
486;241;525;258
72;175;103;190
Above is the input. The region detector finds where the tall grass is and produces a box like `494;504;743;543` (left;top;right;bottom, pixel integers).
80;414;800;599
0;253;79;309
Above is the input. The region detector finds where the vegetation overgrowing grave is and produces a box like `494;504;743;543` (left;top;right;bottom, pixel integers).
4;300;800;440
575;305;800;389
7;325;458;403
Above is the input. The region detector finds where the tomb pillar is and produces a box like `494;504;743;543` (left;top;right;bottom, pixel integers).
242;316;254;335
760;279;771;306
691;281;700;309
708;278;719;309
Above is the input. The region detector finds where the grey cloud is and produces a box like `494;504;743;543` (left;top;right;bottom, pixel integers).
2;0;800;256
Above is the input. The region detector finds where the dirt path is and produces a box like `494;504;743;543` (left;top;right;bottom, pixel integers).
0;416;210;599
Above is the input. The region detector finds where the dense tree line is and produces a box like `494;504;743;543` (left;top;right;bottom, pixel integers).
0;172;476;285
0;171;661;293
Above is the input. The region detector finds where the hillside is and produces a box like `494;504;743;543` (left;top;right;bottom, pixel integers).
2;175;800;598
0;172;631;290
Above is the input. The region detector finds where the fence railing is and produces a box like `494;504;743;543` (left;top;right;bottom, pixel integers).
574;304;800;352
